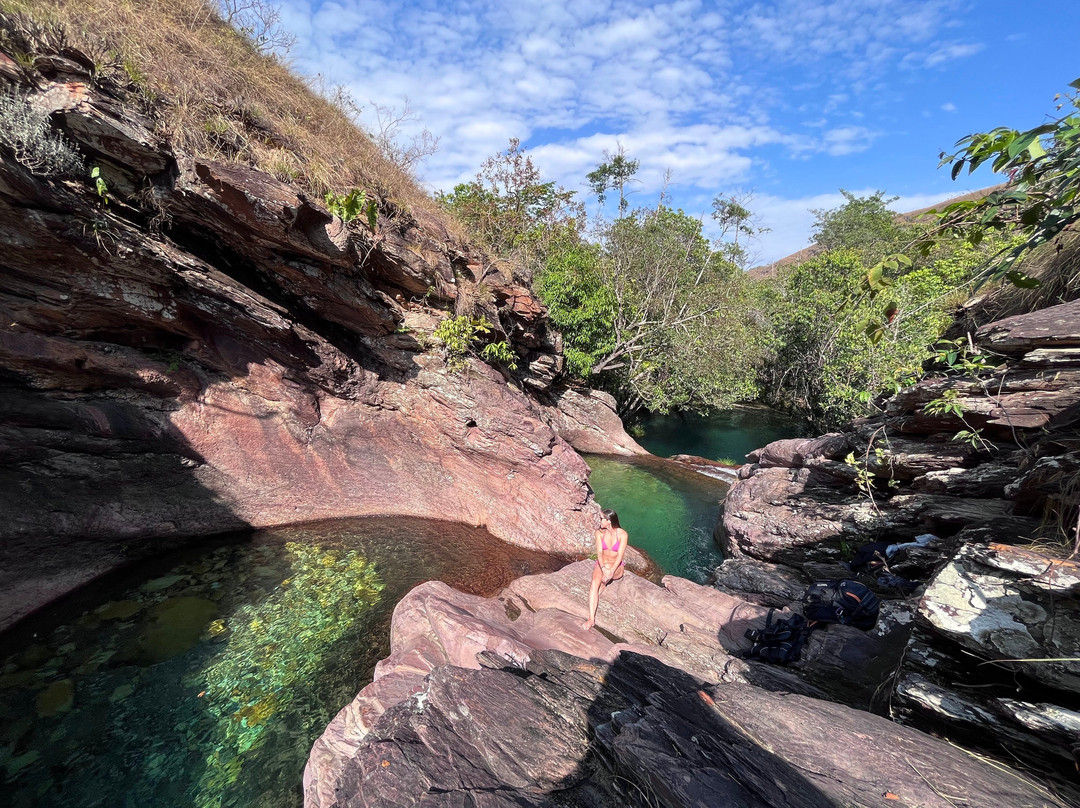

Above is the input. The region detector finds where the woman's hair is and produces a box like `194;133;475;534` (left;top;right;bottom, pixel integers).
601;508;620;529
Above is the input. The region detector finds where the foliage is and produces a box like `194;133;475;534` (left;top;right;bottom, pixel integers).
0;90;83;175
586;144;640;215
586;205;772;414
433;314;516;371
811;189;915;263
91;165;109;203
437;139;583;282
931;78;1080;284
711;192;770;269
480;339;518;370
324;187;377;229
195;542;384;807
759;241;989;429
534;241;616;377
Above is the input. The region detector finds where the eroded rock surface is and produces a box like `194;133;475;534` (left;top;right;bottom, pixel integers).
310;644;1061;808
895;542;1080;775
0;36;629;629
715;298;1080;793
305;561;928;807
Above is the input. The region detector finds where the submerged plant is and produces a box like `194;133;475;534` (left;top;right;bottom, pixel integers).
192;542;384;807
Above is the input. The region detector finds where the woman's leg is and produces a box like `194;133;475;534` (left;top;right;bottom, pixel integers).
583;563;606;629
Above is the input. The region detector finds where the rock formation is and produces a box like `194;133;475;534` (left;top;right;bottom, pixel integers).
0;31;638;630
717;297;1080;791
304;562;1064;808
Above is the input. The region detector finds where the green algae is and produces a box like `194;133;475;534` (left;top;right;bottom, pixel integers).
36;679;74;716
136;597;218;665
191;542;383;807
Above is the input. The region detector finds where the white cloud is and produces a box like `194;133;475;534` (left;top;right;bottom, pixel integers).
903;41;984;69
274;0;991;249
743;186;990;266
941;102;957;112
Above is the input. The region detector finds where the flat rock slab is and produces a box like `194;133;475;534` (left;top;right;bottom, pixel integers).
324;649;1065;808
977;298;1080;354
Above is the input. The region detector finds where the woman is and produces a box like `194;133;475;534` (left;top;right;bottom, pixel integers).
582;508;628;630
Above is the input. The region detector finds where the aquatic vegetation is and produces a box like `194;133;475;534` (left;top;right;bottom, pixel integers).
191;542;384;807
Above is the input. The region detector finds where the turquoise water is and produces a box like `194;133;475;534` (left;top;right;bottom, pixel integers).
636;407;809;464
0;519;567;808
586;454;728;582
586;408;806;582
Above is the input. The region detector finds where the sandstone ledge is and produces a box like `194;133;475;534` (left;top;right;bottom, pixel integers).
304;562;1062;808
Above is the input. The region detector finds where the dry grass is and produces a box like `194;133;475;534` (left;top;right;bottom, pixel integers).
957;230;1080;328
0;0;450;227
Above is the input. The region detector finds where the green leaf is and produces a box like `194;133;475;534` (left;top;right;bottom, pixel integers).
1004;270;1041;289
1069;78;1080;90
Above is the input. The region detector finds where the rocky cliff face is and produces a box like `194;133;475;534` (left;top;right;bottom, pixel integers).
718;297;1080;791
0;37;639;630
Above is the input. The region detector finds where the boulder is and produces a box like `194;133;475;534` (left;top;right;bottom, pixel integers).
976;297;1080;355
894;542;1080;781
313;648;1063;808
710;557;808;606
747;432;850;468
539;385;647;456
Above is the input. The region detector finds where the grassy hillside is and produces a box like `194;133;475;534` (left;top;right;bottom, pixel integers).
0;0;444;223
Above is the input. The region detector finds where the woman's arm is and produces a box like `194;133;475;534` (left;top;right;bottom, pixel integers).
613;530;628;569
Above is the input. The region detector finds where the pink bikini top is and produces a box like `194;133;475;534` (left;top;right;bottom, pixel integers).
600;529;621;552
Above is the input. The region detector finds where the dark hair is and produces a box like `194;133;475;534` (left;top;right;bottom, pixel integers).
601;508;620;529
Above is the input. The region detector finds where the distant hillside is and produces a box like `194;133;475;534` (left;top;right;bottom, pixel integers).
748;185;1006;280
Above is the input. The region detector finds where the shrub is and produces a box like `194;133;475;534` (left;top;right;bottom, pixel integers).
433;315;517;371
0;91;83;175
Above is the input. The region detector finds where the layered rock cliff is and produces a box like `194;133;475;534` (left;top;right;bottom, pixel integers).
718;297;1080;792
0;30;638;630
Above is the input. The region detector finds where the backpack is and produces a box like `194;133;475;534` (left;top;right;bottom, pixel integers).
742;611;809;665
801;579;880;630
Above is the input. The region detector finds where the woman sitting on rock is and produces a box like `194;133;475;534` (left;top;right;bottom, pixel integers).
583;508;628;630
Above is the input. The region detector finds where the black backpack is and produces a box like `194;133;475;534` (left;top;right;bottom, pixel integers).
742;611;809;665
801;579;880;630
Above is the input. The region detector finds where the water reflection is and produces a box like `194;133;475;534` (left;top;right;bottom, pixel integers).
0;518;569;808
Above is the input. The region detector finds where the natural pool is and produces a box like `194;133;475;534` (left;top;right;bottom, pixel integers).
0;518;568;808
0;408;807;807
586;454;728;582
585;407;807;582
635;406;810;463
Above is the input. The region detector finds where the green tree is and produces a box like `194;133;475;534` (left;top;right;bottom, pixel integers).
584;206;770;415
586;144;640;215
811;190;913;262
437;138;583;282
759;238;999;429
711;192;770;270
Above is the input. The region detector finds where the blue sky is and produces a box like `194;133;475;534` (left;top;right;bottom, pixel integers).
277;0;1079;264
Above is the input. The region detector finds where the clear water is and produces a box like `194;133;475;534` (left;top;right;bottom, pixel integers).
585;408;806;582
586;454;729;582
636;407;810;464
0;518;568;808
